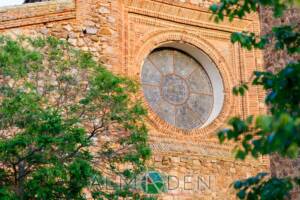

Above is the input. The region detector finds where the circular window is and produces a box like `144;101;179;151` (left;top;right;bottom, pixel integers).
141;48;214;130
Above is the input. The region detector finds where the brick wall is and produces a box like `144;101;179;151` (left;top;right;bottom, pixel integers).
0;0;270;199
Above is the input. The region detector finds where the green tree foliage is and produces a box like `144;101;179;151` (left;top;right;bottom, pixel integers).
0;36;152;199
210;1;300;199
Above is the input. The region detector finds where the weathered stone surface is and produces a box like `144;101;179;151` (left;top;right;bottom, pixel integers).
99;27;112;35
63;24;72;31
98;6;110;14
67;38;77;46
85;27;98;35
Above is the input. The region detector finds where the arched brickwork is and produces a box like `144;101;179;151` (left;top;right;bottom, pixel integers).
130;30;236;138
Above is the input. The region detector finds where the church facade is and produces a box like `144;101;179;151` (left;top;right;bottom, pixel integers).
0;0;271;199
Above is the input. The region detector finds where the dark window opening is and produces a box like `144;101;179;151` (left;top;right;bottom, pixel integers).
24;0;50;3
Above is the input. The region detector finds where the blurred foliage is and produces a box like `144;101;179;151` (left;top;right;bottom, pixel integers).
210;0;300;199
0;36;153;199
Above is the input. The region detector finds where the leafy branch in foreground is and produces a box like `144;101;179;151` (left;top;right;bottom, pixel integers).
210;0;300;199
0;36;152;199
230;25;300;54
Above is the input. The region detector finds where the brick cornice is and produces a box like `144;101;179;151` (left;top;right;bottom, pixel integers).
0;0;75;30
126;0;256;33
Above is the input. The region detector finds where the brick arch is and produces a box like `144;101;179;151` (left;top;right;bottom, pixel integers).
130;29;236;139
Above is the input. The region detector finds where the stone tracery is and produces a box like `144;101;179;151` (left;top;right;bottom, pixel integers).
142;49;213;130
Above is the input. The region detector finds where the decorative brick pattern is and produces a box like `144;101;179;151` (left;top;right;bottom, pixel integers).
130;30;239;138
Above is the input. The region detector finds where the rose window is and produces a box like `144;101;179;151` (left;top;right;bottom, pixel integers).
141;49;214;130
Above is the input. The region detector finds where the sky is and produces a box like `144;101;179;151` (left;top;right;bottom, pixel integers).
0;0;24;7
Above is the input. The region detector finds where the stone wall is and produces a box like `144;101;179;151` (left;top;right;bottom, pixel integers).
261;7;300;71
0;0;75;30
260;7;300;200
150;139;268;199
0;0;269;199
